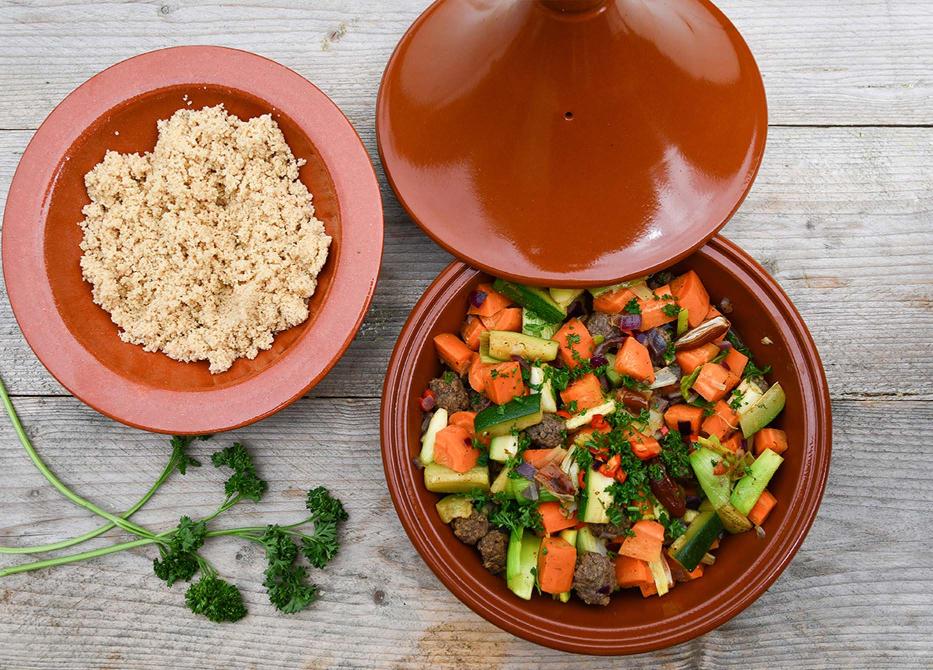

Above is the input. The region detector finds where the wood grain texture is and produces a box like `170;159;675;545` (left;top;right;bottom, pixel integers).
0;126;931;400
0;396;930;670
0;1;930;128
0;0;931;668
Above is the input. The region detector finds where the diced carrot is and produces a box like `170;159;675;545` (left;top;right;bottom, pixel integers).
748;489;777;526
460;317;487;351
449;411;477;437
753;428;788;456
637;284;679;330
692;363;736;402
626;429;661;461
467;283;512;318
639;582;659;598
615;555;654;588
701;400;738;440
552;318;594;368
523;447;566;469
593;287;637;314
538;501;578;535
479;307;523;333
537;537;577;595
467;354;491;393
560;373;605;412
663;404;704;435
485;361;525;405
675;343;720;375
723;348;748;377
433;425;480;473
614;337;655;384
433;333;474;376
670;270;710;329
618;520;665;563
721;433;742;453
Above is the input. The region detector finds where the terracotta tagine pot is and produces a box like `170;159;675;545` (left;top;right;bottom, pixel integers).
377;0;829;655
377;0;767;286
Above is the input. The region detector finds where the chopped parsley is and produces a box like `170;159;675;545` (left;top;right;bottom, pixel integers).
659;430;691;479
624;297;641;314
729;390;746;411
662;303;681;317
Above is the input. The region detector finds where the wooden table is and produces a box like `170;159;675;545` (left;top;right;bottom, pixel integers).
0;1;930;668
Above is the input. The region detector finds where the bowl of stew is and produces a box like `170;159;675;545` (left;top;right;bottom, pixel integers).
380;236;831;655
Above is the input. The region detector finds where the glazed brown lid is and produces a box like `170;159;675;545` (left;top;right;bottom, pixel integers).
377;0;767;286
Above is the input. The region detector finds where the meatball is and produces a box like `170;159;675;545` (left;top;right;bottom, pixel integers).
584;312;617;341
588;520;631;539
428;375;470;413
573;551;615;606
477;529;509;575
450;511;489;546
525;413;566;449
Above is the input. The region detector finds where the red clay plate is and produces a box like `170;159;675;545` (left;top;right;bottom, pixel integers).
381;238;831;655
377;0;768;286
2;46;383;434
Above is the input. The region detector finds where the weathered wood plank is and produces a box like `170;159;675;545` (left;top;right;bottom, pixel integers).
0;396;930;669
0;126;930;399
0;1;930;128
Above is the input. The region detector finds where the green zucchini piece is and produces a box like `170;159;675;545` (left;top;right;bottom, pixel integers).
522;308;561;341
488;434;519;462
435;495;474;524
565;399;615;430
581;468;615;524
689;446;732;509
508;477;558;502
488;330;559;362
475;394;543;437
492;279;566;323
739;382;786;438
418;408;448;466
731;378;765;416
668;507;723;571
549;288;584;308
479;331;505;364
424;463;489;494
506;528;541;600
676;308;689;336
529;366;557;412
575;525;607;555
604;353;623;387
730;448;784;514
490;466;512;494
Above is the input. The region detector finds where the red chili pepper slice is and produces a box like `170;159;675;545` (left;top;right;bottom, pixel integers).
577;470;586;489
590;413;607;430
556;410;572;419
614;469;628;484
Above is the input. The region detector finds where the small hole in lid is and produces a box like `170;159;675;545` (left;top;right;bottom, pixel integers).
564;111;574;120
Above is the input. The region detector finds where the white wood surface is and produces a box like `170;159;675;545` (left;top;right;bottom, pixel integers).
0;1;931;668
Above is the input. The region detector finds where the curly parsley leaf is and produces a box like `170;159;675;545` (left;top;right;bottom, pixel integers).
153;516;207;586
260;526;319;614
170;435;204;475
211;443;267;502
659;430;691;480
185;575;247;623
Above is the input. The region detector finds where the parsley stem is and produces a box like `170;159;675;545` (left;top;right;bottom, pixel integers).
0;537;157;577
0;378;158;541
0;450;178;555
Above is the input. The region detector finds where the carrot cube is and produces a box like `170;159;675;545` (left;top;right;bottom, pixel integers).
614;336;655;384
552;318;594;368
433;333;474;376
537;537;577;595
484;361;525;405
748;489;777;526
433;425;480;473
753;428;788;456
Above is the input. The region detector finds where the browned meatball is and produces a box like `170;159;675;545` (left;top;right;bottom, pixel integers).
588;520;631;539
450;511;489;545
477;529;509;574
525;413;566;449
585;312;617;341
428;376;470;413
573;551;615;606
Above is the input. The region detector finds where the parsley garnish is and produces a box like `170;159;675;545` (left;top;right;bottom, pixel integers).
662;303;681;317
624;298;641;314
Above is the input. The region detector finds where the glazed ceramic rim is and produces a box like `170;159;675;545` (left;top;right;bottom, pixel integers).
2;46;383;434
380;237;831;655
375;0;769;286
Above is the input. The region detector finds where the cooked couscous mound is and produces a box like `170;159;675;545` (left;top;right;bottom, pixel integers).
79;104;331;373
